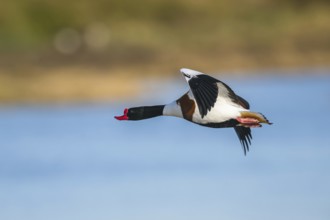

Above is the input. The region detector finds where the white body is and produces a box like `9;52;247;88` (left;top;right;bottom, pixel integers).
163;90;249;124
190;91;248;124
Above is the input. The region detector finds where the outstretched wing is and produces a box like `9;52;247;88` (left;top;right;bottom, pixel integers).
188;74;239;118
234;126;252;155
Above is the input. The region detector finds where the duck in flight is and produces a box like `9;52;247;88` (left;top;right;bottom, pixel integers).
115;68;272;154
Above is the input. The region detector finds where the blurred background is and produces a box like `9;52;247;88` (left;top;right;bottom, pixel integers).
1;0;330;220
0;0;329;103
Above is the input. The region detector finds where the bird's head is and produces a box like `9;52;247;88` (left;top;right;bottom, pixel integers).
114;107;150;121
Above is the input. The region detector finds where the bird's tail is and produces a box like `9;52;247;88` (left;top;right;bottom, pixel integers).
238;111;273;127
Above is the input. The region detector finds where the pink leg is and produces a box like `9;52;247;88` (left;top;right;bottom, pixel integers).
236;117;261;128
236;117;259;124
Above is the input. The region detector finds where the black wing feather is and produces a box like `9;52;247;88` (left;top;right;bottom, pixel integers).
236;95;250;109
189;75;219;118
234;127;252;155
195;90;207;116
188;74;248;118
201;83;216;104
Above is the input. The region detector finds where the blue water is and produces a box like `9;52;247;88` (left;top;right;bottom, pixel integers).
0;70;330;220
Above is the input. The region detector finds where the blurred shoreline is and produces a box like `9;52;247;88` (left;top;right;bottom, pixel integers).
1;0;330;104
0;63;329;104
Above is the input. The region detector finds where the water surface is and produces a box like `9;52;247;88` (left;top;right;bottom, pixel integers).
1;70;329;220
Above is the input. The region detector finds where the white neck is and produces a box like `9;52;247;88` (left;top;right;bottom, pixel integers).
163;101;183;118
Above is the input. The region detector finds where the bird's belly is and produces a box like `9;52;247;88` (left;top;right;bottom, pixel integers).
192;103;246;124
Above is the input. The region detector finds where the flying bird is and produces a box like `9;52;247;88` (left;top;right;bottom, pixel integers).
115;68;272;154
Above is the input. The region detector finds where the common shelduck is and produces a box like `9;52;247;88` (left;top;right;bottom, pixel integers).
115;68;272;154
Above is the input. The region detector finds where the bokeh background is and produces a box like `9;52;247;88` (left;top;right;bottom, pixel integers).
1;0;330;103
1;1;330;220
